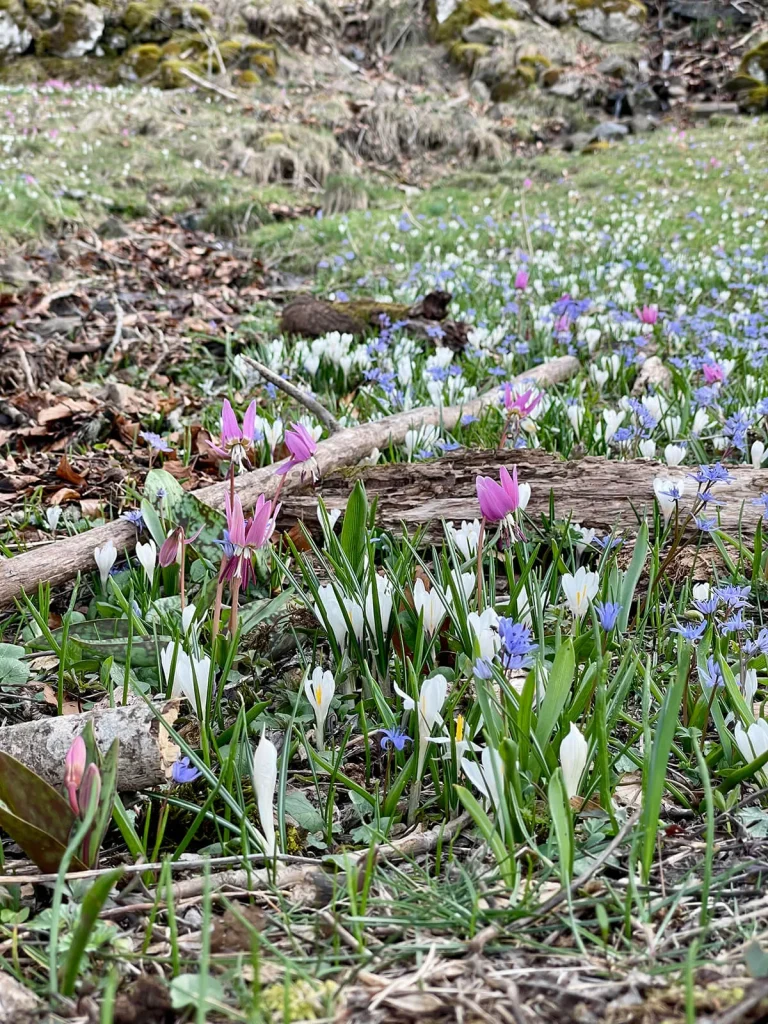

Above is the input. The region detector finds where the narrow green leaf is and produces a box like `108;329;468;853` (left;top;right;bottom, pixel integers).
618;521;648;632
548;768;573;882
60;868;125;996
455;785;515;889
535;639;575;752
339;480;368;581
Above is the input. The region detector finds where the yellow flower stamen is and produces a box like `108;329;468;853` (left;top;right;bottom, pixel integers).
456;715;464;743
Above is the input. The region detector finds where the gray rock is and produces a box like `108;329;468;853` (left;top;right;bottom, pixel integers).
462;16;520;46
597;55;636;79
43;3;105;59
436;0;459;23
591;120;629;140
488;101;518;120
549;74;584;99
630;113;657;133
0;11;32;56
562;131;591;152
574;3;646;43
532;0;570;24
470;79;491;104
627;82;660;112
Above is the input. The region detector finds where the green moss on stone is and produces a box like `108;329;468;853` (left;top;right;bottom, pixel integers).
236;68;260;85
122;0;161;32
124;41;161;76
160;55;204;87
188;2;211;22
435;0;520;42
569;0;644;12
449;39;488;69
491;71;531;100
519;52;551;68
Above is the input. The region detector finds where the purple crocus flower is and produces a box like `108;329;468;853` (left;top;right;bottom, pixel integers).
172;756;201;783
672;621;706;641
380;727;410;752
594;601;622;632
140;430;174;454
473;658;493;679
514;268;529;290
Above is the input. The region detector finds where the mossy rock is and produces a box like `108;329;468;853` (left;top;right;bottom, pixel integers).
0;57;46;83
740;41;768;83
519;52;551;69
36;2;105;58
435;0;521;43
744;85;768;112
188;2;211;22
541;65;562;87
160;55;204;86
449;39;488;69
217;38;241;65
725;72;763;93
567;0;645;42
122;0;161;31
123;40;161;76
259;130;285;146
160;31;207;57
491;71;531;100
242;39;277;75
234;67;260;85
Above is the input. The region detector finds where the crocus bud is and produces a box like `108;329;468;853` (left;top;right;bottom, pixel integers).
78;763;101;820
64;735;87;815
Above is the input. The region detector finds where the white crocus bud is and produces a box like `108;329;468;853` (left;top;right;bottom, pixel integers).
560;722;588;800
93;539;117;588
135;539;157;585
751;440;766;468
252;728;278;855
305;667;335;750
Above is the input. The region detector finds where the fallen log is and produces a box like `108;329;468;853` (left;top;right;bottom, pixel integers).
0;355;578;606
0;700;180;793
277;449;768;539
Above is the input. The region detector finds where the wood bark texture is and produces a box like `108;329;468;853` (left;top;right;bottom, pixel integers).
278;449;768;539
0;700;180;792
0;355;578;606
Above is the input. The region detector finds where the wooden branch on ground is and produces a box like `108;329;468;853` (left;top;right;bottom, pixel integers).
0;700;180;792
0;355;578;607
278;449;768;539
237;354;342;434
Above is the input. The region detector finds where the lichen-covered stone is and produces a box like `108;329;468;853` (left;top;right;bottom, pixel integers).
37;2;105;57
0;9;32;54
435;0;525;43
450;39;488;68
123;40;161;76
462;14;520;44
569;0;645;43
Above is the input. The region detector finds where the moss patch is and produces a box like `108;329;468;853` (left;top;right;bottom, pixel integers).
449;40;488;70
434;0;521;43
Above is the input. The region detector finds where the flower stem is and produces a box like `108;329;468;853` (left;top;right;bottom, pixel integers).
476;517;486;611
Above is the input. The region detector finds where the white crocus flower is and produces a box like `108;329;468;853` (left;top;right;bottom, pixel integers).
590;366;609;390
751;440;767;468
451;570;475;603
573;524;596;558
404;424;439;459
181;603;197;635
639;439;657;459
416;674;449;779
518;482;531;511
431;714;479;761
745;668;758;709
664;444;687;467
252;727;278;855
734;719;768;765
566;403;584;437
653;476;685;526
316;504;342;534
691;407;710;435
412;578;448;635
135;539;157;585
94;539;117;588
161;645;211;716
561;566;599;619
461;745;505;810
365;575;394;635
692;582;711;603
560;722;588;801
45;506;62;531
305;667;335;750
447;519;482;559
314;584;364;649
467;608;500;661
255;416;283;452
603;409;626;444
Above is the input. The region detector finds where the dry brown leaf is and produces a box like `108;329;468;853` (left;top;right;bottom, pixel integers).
56;454;86;488
614;772;644;808
42;684;80;715
49;487;80;505
80;499;104;518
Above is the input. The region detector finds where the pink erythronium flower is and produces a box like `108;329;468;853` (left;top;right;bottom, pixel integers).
221;493;279;588
207;399;258;469
476;466;520;523
503;384;540;418
64;735;86;816
514;268;529;290
276;423;318;478
158;525;202;568
702;362;724;384
636;305;658;325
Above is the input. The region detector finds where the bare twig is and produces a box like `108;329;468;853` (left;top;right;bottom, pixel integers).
239;354;342;434
103;296;124;362
177;66;241;102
